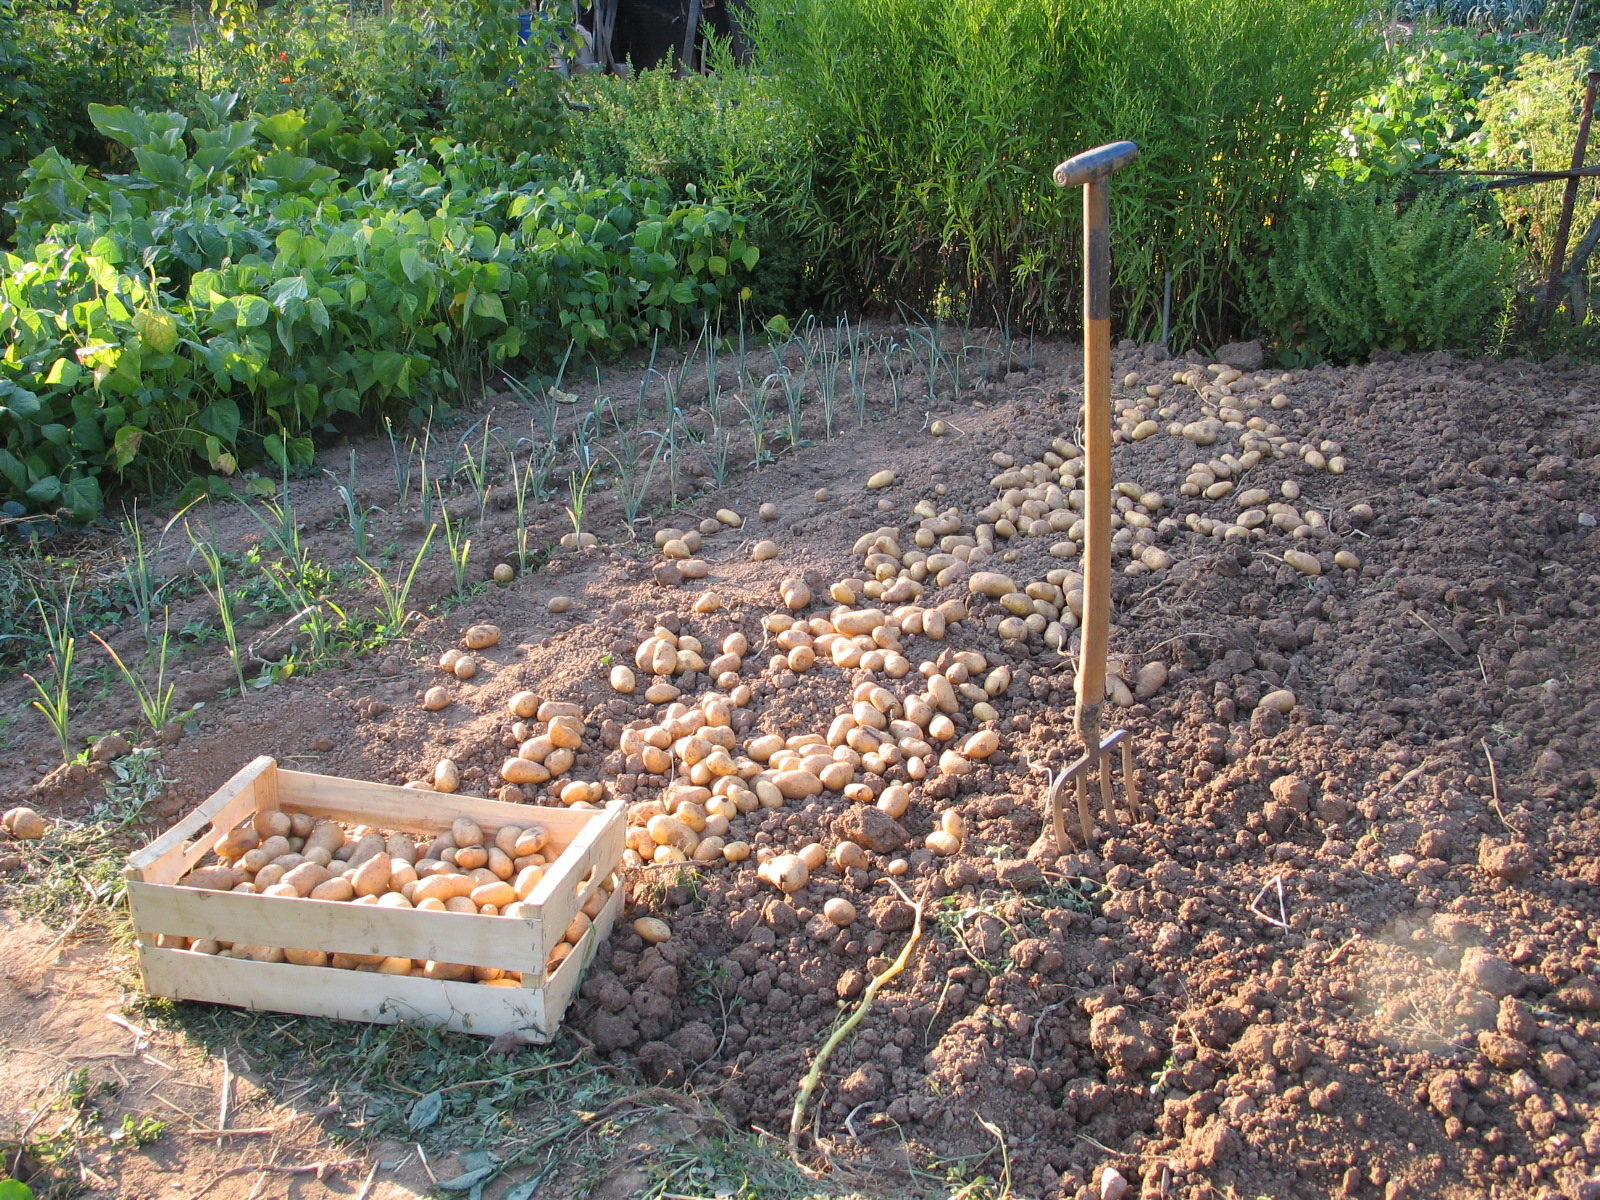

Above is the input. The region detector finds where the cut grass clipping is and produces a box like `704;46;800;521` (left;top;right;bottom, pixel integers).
790;883;925;1173
133;1005;827;1199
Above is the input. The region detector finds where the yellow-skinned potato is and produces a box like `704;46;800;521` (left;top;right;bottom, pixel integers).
214;828;259;860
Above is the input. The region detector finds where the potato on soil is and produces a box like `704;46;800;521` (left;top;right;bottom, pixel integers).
778;578;813;610
422;686;451;711
648;814;698;853
433;759;460;793
1260;688;1297;713
634;916;672;943
824;897;857;926
758;853;809;893
834;840;870;872
3;807;50;840
1283;548;1321;576
463;623;501;649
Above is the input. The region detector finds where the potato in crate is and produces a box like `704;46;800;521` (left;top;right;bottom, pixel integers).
124;756;624;1040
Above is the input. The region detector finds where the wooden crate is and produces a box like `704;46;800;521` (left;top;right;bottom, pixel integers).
125;756;625;1040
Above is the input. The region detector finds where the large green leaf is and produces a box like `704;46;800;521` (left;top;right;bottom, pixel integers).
199;399;241;444
400;247;428;282
61;475;102;519
0;381;41;418
257;111;308;150
87;104;150;148
234;295;270;328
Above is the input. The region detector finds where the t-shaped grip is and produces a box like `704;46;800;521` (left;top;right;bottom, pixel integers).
1053;140;1139;188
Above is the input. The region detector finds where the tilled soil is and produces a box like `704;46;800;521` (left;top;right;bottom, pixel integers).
4;335;1600;1200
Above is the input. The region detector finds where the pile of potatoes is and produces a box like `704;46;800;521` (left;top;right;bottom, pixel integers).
849;516;1093;652
167;812;613;982
1127;364;1361;565
495;695;599;800
623;625;750;703
837;363;1369;654
612;592;1000;877
422;624;502;712
412;688;606;808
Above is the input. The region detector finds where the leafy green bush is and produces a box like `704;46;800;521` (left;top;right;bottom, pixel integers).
1251;187;1512;361
0;102;760;518
1327;28;1528;181
0;0;187;233
1468;47;1600;281
560;66;825;315
202;0;576;159
740;0;1384;343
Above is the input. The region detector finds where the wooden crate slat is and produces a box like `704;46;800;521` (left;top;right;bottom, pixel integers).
540;877;623;1009
136;946;555;1040
525;806;625;963
274;770;598;839
127;756;277;882
127;882;546;974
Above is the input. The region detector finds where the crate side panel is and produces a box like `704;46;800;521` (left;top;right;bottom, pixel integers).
127;882;545;974
128;756;276;883
536;882;624;1035
525;807;625;962
136;946;552;1040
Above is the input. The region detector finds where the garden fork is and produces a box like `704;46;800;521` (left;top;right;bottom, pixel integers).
1046;140;1145;851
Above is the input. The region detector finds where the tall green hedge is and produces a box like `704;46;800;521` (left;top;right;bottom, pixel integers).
742;0;1384;344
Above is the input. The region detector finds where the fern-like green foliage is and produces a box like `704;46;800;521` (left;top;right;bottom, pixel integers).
1251;187;1512;362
